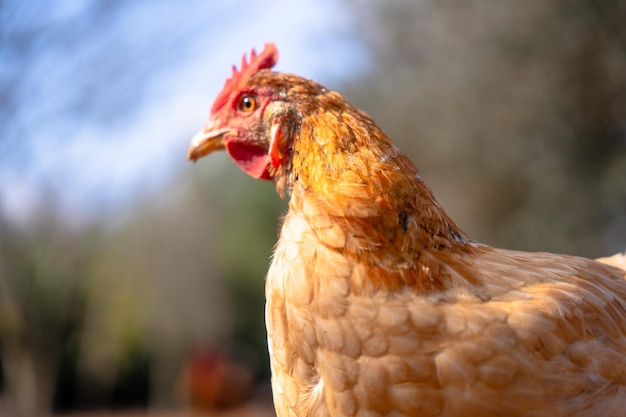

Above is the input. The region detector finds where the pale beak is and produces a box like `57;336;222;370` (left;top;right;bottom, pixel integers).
187;125;232;161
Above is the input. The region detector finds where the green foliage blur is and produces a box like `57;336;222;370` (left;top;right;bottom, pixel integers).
344;0;626;256
1;0;625;416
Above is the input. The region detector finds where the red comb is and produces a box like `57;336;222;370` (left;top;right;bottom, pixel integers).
210;43;279;115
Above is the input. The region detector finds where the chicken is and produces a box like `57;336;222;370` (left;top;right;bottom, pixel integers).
187;43;626;417
178;346;253;410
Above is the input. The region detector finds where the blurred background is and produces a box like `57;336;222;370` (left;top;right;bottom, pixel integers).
1;0;625;416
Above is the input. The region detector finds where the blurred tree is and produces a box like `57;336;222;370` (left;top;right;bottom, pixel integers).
344;0;626;257
76;169;233;408
0;200;94;416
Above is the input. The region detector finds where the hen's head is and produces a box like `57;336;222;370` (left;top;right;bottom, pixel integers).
187;43;326;194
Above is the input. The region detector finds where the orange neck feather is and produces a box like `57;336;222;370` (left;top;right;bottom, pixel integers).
286;90;475;281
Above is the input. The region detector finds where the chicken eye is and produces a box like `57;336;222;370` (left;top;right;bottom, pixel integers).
238;94;258;114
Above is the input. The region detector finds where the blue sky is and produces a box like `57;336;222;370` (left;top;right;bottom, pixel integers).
0;0;369;224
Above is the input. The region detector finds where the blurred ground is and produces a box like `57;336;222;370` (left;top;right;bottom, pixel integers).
55;403;277;417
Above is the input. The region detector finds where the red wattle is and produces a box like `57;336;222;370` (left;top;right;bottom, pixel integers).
225;141;271;180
